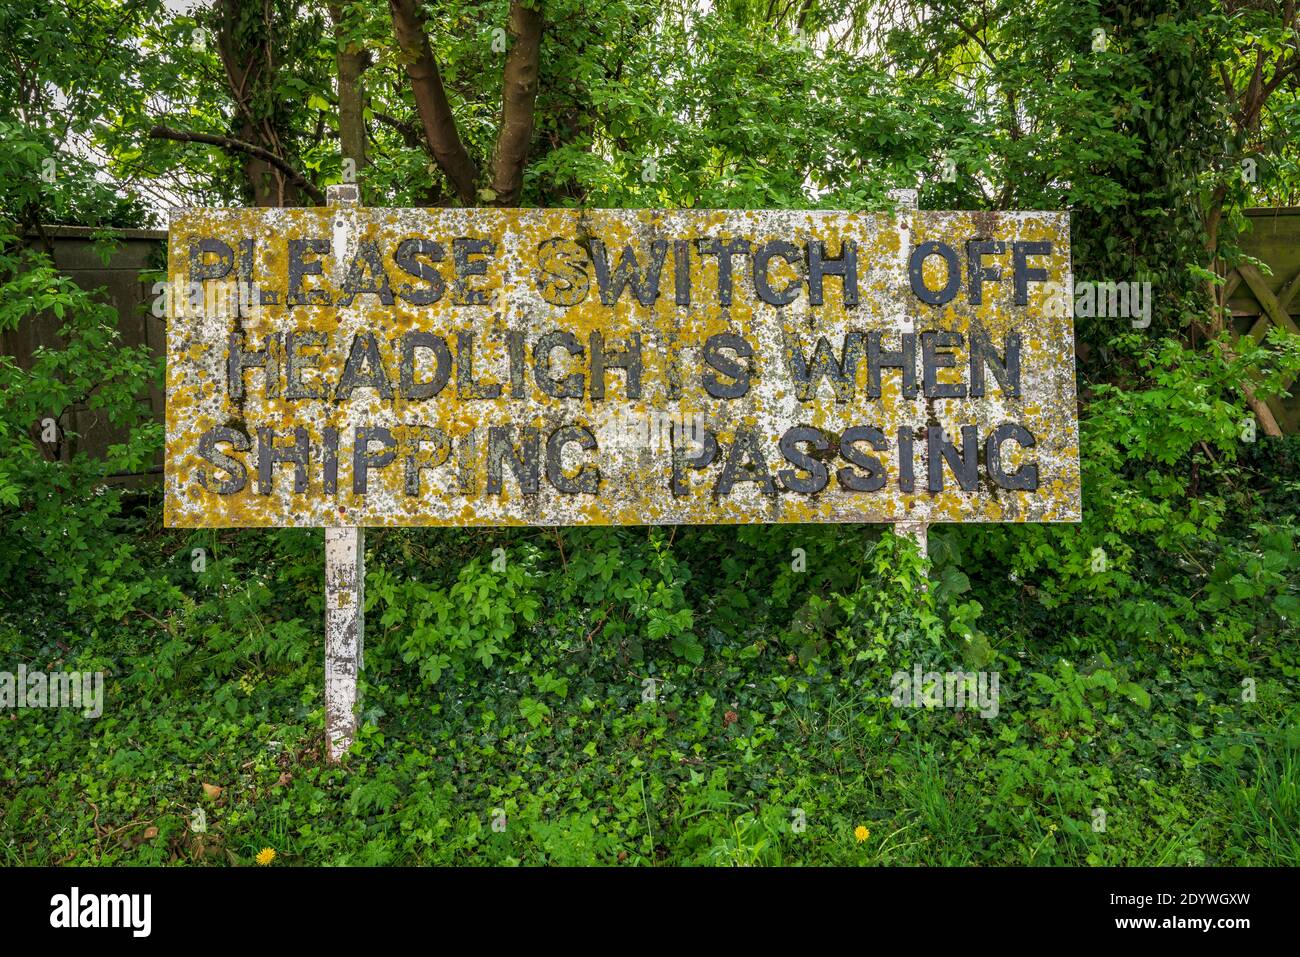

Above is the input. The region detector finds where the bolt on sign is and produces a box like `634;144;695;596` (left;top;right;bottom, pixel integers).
164;207;1080;528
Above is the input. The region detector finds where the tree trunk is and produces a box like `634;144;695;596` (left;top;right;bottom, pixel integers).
388;0;480;205
329;3;369;185
490;1;544;206
216;0;304;206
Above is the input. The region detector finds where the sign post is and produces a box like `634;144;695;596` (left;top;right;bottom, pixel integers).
323;184;364;761
324;525;363;759
163;203;1081;759
887;187;928;566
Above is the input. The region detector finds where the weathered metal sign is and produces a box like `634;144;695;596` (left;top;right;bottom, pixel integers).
163;207;1080;527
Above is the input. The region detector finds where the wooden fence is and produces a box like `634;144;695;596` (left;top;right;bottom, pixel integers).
4;226;166;473
1222;207;1300;433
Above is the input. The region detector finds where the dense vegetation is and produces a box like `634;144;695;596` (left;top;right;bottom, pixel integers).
2;0;1298;865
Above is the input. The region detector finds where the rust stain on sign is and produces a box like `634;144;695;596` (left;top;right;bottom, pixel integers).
163;207;1080;528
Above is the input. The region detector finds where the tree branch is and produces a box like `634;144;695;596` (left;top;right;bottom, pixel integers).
388;0;480;205
148;125;325;204
372;111;423;148
955;19;996;64
490;0;544;206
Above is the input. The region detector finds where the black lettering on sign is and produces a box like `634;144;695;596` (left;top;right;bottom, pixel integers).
927;425;979;493
197;426;250;495
921;331;966;399
716;427;776;497
674;240;692;306
753;241;801;306
670;427;717;497
534;330;585;399
1013;241;1052;306
400;332;452;400
165;209;1078;528
353;426;397;494
404;426;451;496
590;239;668;306
452;238;495;305
838;426;888;492
778;426;830;494
337;332;393;400
702;333;753;399
394;238;445;305
546;425;600;494
589;332;642;400
323;426;339;494
507;329;526;399
966;240;1004;305
535;238;591;307
787;333;862;403
190;238;234;282
338;240;395;307
987;423;1039;490
807;240;858;306
258;426;311;494
456;331;502;399
288;238;331;306
699;238;751;306
969;331;1021;398
487;425;541;495
897;427;915;492
285;331;326;400
227;331;274;402
867;332;918;400
909;241;960;305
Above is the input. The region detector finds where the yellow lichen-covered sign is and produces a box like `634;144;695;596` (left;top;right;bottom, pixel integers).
163;207;1080;528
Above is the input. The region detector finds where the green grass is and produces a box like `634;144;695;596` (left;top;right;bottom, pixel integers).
3;512;1297;867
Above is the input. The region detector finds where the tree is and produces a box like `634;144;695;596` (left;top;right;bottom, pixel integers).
387;0;542;206
148;0;333;206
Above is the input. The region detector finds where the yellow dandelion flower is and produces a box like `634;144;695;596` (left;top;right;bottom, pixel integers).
255;847;276;866
854;825;870;843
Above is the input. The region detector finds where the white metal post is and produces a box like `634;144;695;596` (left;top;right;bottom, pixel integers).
325;526;364;760
324;183;364;761
887;188;929;572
